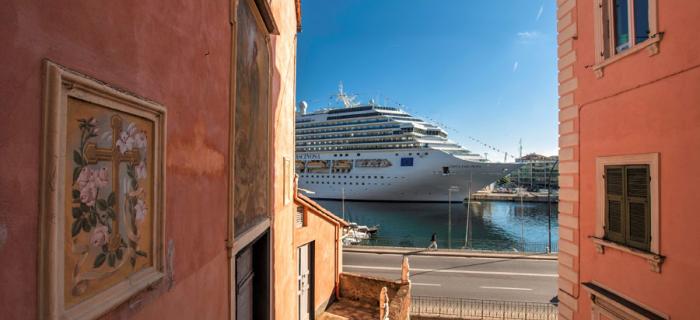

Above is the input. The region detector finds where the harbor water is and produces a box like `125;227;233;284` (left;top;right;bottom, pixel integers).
317;200;559;252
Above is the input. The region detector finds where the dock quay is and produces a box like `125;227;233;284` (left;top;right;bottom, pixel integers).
468;191;558;203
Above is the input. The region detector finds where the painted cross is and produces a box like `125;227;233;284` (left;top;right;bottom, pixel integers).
83;115;140;250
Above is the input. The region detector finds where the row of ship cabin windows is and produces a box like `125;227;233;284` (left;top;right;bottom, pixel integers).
305;181;393;186
301;174;406;180
330;152;429;157
299;144;422;151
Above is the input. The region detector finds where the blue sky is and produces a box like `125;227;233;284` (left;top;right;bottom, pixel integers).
296;0;558;159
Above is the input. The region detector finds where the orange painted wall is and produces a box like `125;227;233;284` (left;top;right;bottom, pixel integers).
572;1;700;319
294;209;343;315
0;0;299;319
269;0;300;318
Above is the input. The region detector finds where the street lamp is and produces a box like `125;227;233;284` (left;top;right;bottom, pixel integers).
463;172;473;249
546;159;559;254
448;186;460;249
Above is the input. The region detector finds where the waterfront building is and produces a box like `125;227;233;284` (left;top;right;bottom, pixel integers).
509;153;559;190
0;1;360;319
556;0;700;319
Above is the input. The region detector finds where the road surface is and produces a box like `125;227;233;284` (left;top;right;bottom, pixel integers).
343;252;558;303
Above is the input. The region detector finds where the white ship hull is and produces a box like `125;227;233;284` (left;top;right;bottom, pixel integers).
297;149;519;202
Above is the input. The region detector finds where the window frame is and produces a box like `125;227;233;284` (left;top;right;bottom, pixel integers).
593;153;663;271
603;164;651;251
596;153;658;253
593;0;660;77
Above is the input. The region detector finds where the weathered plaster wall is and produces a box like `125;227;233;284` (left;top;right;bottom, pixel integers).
560;0;700;318
269;0;299;318
0;0;295;319
0;1;231;318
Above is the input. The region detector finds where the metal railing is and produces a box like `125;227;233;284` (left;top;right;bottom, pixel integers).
411;296;558;320
347;237;558;254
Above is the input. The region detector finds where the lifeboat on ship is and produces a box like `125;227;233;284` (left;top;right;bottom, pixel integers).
295;160;305;173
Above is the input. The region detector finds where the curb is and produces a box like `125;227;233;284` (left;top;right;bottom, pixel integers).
343;246;558;260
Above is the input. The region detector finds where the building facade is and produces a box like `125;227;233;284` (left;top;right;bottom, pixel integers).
511;153;559;190
0;0;347;319
556;0;700;319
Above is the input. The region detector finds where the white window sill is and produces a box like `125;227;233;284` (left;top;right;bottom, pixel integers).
589;236;665;273
593;35;662;78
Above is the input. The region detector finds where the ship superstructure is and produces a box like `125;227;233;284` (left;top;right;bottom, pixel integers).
295;86;520;202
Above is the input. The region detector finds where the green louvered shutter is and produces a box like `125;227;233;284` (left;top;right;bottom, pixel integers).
625;165;651;251
604;166;626;243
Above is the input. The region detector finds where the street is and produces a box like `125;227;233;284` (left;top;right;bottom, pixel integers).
343;252;558;303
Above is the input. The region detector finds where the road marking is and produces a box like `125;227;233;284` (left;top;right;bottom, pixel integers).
412;283;442;287
343;265;557;278
480;286;533;291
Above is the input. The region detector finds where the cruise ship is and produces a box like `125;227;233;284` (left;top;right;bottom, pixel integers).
295;86;521;202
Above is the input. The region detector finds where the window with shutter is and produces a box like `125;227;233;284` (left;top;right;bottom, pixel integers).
603;164;651;251
626;166;650;250
295;206;306;228
605;166;625;243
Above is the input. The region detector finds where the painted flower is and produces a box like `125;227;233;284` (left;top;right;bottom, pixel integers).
76;167;92;188
95;168;109;188
136;161;147;179
116;131;134;154
90;225;109;248
116;124;147;155
134;198;147;223
133;131;147;149
80;182;97;207
76;167;109;206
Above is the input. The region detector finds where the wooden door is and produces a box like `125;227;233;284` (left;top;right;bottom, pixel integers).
297;244;312;320
236;247;254;320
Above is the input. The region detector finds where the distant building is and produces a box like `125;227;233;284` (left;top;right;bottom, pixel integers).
509;153;559;190
556;1;700;319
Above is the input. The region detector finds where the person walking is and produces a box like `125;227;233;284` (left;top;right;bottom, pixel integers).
428;232;438;250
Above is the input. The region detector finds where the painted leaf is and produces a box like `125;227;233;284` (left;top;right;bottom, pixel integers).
136;250;148;257
108;253;116;267
116;248;123;260
107;208;115;219
71;220;82;237
72;167;82;184
73;150;84;166
94;253;106;268
107;192;116;207
97;199;108;211
81;219;91;232
89;212;97;227
130;256;136;267
72;207;82;219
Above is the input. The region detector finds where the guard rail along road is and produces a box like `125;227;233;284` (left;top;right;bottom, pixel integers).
411;296;558;320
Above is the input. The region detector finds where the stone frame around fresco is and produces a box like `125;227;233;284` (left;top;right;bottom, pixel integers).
39;61;167;320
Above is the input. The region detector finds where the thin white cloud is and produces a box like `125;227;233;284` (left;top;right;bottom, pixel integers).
536;4;544;21
517;31;541;41
512;61;519;72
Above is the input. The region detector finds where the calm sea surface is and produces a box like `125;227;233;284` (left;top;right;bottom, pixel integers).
316;200;559;252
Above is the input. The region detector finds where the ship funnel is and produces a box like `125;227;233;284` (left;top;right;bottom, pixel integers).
298;101;308;115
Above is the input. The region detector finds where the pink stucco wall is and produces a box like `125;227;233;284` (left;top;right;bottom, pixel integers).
571;1;700;318
0;0;299;319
